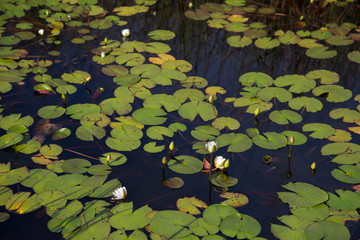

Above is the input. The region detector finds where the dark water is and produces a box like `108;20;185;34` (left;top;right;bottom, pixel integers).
1;0;360;239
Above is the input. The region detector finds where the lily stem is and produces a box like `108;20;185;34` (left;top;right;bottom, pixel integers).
211;103;217;118
209;152;213;182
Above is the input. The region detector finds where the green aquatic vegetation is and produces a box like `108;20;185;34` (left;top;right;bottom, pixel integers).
0;0;359;239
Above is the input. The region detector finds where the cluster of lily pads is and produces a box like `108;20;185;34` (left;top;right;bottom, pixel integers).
0;0;360;239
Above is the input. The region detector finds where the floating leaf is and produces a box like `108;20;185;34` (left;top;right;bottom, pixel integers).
257;87;292;103
306;69;340;84
219;192;249;207
0;114;33;130
306;47;337;59
148;30;175;40
132;108;167;125
146;126;174;140
278;182;329;207
179;101;217;122
212;117;240;130
326;189;360;211
5;192;31;211
305;221;350;240
281;131;307;145
191;125;220;141
163;177;184;189
288;96;323;113
215;133;253;153
66;104;101;120
239;72;273;87
348;51;360;63
321;142;360;155
143;94;181;112
227;35;252;47
177;197;207;215
211;173;238;188
0;133;23;149
252;132;287;150
0;187;13;206
274;74;316;93
61;71;90;84
331;164;360;184
0;166;29;186
220;213;261;239
62;158;92;174
329;108;360;123
331;152;360;164
143;142;165;153
269;110;302;125
115;53;145;67
255;37;280;49
174;88;205;103
52;128;71;141
302;123;335;139
99;152;127;166
185;9;210;20
290;203;329;221
313;85;352;103
20;169;57;193
76;125;106;141
168;155;203;174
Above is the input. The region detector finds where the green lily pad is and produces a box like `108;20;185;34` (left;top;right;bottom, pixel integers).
278;182;329;207
168;155;203;174
219;192;249;207
331;152;360;164
0;81;12;93
132;108;167;125
306;69;340;84
274;74;316;93
40;144;62;157
61;71;91;84
106;137;141;152
239;72;273;87
281;131;307;145
143;94;181;112
38;105;66;119
115;53;145;67
185;9;210;20
191;126;220;141
99;152;127;166
80;113;110;127
101;65;129;76
312;85;352;103
255;37;280;49
89;178;122;198
302;123;335;139
168;122;187;132
252;132;287;150
20;169;57;193
326;189;360;211
110;202;152;230
13;139;41;154
174;88;205;103
0;114;33;130
66;104;101;120
215;133;253;153
305;221;350;240
227;35;252;47
278;31;301;44
176;197;207;215
225;22;249;33
211;117;240;130
0;132;23;149
257;87;292;103
288;96;323;113
143;142;165;153
325;35;353;46
290;203;329;221
348;51;360;63
0;166;29;186
144;42;171;54
162;60;193;73
76;125;106;141
99;98;132;116
113;74;141;86
148;30;175;40
321;142;360;155
146;126;174;140
329;129;352;142
0;187;13;206
329;108;360;123
52;128;71;140
178;101;217;122
5;192;31;212
211;173;238;188
150;210;197;238
271;215;315;240
331;164;360;184
220;213;261;239
306;47;337;59
62;158;92;174
269;110;302;125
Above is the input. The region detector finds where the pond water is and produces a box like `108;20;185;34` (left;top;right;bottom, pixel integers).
1;0;360;239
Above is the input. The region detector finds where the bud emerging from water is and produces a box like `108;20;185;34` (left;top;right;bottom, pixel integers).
169;141;174;151
311;162;316;170
38;29;44;35
162;156;168;165
254;107;260;117
104;37;108;44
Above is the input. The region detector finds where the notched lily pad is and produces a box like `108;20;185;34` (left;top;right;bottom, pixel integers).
177;197;207;215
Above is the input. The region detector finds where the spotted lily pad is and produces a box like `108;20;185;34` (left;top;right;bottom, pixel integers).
219;192;249;207
278;182;329;207
176;197;208;215
163;177;184;189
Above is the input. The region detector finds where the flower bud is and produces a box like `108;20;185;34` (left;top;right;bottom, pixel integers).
104;37;108;44
289;136;294;145
224;159;230;169
209;95;214;104
254;107;260;117
169;141;174;151
311;162;316;170
122;29;130;37
205;141;218;153
101;51;105;58
38;29;44;36
162;156;168;165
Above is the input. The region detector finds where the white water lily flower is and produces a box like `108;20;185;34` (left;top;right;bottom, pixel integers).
38;29;44;36
101;51;105;58
112;186;127;200
121;29;130;37
214;156;227;169
205;141;218;153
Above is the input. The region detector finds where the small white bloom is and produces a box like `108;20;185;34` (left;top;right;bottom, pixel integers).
101;51;105;58
205;141;218;153
122;29;130;37
38;29;44;36
112;186;127;200
214;156;227;169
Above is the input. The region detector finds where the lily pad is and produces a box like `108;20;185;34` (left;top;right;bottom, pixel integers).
306;69;340;84
191;126;220;141
329;108;360;123
302;123;335;139
62;158;92;174
0;133;23;149
215;133;253;153
274;74;316;93
143;94;181;112
331;164;360;184
257;87;292;103
211;173;238;188
348;51;360;63
168;155;203;174
143;142;165;153
239;72;273;87
306;47;337;59
148;30;175;40
178;101;218;122
254;37;280;49
321;142;360;155
211;117;240;130
177;197;207;215
99;152;127;166
52;128;71;140
288;97;323;113
278;182;329;207
132;108;167;125
66;104;100;120
220;213;261;239
252;132;287;150
269;110;302;125
312;85;352;103
0;166;29;186
163;177;184;189
305;221;350;240
219;192;249;207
